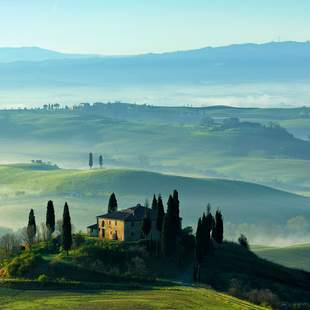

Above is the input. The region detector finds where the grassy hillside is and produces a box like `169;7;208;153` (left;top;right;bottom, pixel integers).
201;242;310;307
1;239;308;309
0;164;309;234
253;243;310;272
0;107;310;195
0;239;268;310
0;286;266;310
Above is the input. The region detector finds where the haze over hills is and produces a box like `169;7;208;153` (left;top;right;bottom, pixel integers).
0;163;309;242
1;41;310;84
1;41;310;107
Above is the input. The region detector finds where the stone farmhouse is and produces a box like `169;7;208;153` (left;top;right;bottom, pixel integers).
87;204;160;242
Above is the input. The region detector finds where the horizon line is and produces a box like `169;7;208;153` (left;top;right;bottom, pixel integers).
0;40;310;57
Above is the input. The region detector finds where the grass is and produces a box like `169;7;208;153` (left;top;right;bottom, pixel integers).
0;164;309;231
253;243;310;272
0;108;310;196
0;286;267;310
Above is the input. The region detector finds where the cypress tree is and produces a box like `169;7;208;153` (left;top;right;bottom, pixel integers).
156;194;165;232
27;209;36;246
151;194;158;211
62;202;72;255
213;209;224;243
195;217;203;263
99;155;103;168
161;214;169;256
161;195;176;256
141;208;152;239
172;190;180;234
46;200;55;236
108;192;118;213
89;152;93;169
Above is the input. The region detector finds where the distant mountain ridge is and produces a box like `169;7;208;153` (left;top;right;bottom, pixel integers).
1;41;310;63
0;47;97;63
0;41;310;88
1;41;310;108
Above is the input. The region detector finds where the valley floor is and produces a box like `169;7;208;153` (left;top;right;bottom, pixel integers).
0;286;266;310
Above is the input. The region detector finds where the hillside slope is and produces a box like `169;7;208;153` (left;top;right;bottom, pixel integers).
253;243;310;272
0;108;310;195
201;242;310;306
0;164;309;231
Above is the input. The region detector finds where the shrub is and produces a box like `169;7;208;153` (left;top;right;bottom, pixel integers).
6;252;43;277
37;274;48;282
238;234;249;250
247;289;280;309
0;267;8;278
227;278;244;298
73;232;85;248
127;256;147;276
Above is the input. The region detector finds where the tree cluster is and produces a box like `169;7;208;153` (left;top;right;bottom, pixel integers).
24;201;73;255
196;205;223;263
89;152;104;169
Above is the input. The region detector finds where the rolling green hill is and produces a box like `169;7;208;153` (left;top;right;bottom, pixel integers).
0;164;309;235
0;107;310;195
253;243;310;272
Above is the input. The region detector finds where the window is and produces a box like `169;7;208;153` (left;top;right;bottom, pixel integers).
131;222;134;227
131;232;134;236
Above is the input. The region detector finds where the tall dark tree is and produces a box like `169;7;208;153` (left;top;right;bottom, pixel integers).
46;200;55;236
99;154;103;168
151;194;158;212
141;208;152;239
161;194;179;256
195;217;203;263
27;209;36;246
204;205;214;255
62;202;72;255
161;214;169;256
156;194;165;232
171;190;181;239
213;209;224;243
108;193;118;213
89;152;93;169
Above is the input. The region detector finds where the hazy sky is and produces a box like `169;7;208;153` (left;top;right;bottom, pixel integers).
0;0;309;54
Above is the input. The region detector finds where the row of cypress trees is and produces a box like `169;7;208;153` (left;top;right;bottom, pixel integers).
147;190;181;257
106;191;223;261
26;201;72;254
89;152;103;169
196;204;223;262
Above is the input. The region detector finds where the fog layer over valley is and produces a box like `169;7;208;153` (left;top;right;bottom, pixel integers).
1;42;310;246
0;104;310;246
1;42;310;108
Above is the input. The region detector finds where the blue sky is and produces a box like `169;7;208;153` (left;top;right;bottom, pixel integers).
0;0;309;54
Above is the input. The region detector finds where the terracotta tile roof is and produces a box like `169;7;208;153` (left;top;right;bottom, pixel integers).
97;204;156;221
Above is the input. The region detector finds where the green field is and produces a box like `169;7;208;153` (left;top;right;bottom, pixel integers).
0;164;309;235
0;286;266;310
253;243;310;272
0;106;310;195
